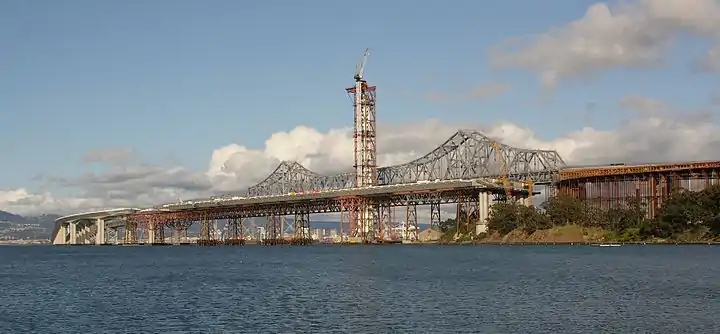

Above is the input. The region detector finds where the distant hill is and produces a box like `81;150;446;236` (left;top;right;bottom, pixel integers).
0;211;61;239
0;210;60;228
27;214;62;228
0;210;26;223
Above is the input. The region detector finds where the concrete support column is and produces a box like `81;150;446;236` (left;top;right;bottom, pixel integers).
78;223;87;244
111;227;119;245
79;224;87;244
476;192;490;234
52;224;68;245
480;193;490;223
51;224;68;245
69;221;78;245
95;218;105;245
147;227;155;244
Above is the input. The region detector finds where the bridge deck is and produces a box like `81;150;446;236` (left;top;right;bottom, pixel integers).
151;179;515;212
558;161;720;180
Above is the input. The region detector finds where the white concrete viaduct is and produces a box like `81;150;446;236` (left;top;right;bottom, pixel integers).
50;208;140;245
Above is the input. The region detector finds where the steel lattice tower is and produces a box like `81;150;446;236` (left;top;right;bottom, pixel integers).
347;82;377;187
346;48;377;240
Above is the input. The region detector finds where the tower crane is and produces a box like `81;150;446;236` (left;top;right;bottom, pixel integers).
354;48;370;82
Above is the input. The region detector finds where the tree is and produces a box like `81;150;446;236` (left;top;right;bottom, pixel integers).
484;184;720;242
542;194;586;226
652;185;720;239
518;205;552;234
486;202;521;235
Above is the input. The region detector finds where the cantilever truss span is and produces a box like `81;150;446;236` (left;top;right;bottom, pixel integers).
246;130;566;197
247;162;355;197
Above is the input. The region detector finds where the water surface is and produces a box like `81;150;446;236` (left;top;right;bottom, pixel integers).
0;245;718;333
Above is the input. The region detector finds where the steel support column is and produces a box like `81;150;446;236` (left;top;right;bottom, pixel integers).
405;203;418;242
225;217;245;245
292;212;312;245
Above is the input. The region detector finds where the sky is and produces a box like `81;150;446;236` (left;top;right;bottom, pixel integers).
1;0;719;216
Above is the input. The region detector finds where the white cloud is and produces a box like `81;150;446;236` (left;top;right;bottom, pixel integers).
2;96;720;217
81;148;136;166
700;45;720;72
0;189;95;216
490;0;720;87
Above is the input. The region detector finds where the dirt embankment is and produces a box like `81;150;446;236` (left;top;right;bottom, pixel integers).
480;225;607;244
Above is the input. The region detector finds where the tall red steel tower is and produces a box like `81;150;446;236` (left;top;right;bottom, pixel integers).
345;48;377;240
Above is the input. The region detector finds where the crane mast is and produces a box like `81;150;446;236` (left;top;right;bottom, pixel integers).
346;48;378;241
348;48;377;188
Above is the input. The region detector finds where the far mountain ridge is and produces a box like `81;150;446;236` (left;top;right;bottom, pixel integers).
0;210;61;227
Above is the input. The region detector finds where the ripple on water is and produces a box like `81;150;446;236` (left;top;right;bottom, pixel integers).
0;245;719;333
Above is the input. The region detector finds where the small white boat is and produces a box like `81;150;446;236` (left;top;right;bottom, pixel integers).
596;243;622;247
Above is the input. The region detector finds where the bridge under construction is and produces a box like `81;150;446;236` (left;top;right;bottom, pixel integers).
50;49;720;246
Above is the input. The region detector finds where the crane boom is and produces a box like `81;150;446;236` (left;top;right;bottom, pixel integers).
491;140;535;205
354;48;370;81
491;141;513;199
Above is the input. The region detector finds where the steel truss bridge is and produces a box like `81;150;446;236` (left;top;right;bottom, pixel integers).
247;129;565;197
51;128;720;246
51;130;567;245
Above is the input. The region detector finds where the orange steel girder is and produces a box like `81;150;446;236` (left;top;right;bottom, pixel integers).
132;214;162;244
455;191;478;237
374;203;392;241
556;169;720;219
124;218;138;244
338;196;361;241
559;161;720;181
131;211;198;244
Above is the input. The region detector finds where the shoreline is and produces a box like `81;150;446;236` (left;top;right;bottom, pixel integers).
0;240;50;245
7;241;720;247
434;241;720;245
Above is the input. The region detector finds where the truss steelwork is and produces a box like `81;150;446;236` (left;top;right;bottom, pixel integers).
124;219;138;244
247;161;354;197
347;83;378;188
224;218;245;245
123;186;501;246
405;204;418;241
245;130;565;197
198;214;221;246
263;215;283;245
377;130;565;186
170;221;192;244
374;203;392;241
430;201;441;230
292;213;312;245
